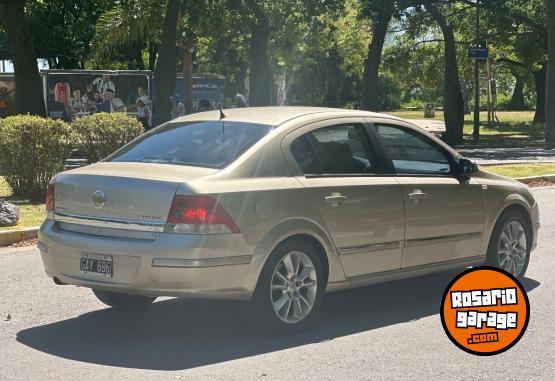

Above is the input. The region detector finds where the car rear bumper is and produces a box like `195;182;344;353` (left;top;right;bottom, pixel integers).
38;220;258;300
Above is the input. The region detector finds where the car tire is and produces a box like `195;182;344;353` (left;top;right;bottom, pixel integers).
92;289;156;310
242;238;325;335
486;210;531;279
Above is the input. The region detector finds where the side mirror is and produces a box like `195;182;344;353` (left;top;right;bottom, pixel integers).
457;158;479;177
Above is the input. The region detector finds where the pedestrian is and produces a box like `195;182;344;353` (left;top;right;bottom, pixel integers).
137;96;152;131
170;95;186;119
235;93;248;108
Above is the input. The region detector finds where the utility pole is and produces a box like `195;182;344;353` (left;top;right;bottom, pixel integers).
472;0;480;143
473;0;480;143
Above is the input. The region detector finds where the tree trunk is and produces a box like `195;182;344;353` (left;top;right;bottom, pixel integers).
326;45;342;107
0;0;45;116
148;41;158;71
426;3;464;145
134;40;145;70
248;8;273;106
546;0;555;145
182;40;194;114
153;0;180;126
360;7;393;111
236;61;248;96
508;73;526;110
533;64;546;124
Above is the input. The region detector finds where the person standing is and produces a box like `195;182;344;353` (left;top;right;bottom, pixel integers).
170;95;185;119
137;96;152;131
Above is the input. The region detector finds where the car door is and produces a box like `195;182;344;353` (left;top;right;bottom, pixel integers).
372;121;484;268
282;119;405;277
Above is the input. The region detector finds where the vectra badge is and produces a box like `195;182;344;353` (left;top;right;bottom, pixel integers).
92;190;106;209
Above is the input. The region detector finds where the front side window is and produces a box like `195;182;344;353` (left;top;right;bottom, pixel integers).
108;121;272;169
290;124;376;175
375;124;451;175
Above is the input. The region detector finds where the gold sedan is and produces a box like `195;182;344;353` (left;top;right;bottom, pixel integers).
38;107;539;334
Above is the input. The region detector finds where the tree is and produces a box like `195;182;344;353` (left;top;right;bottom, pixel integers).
425;1;464;144
360;1;395;111
546;0;555;146
153;0;181;125
26;0;110;69
242;1;274;106
92;0;166;70
0;0;45;116
483;0;548;123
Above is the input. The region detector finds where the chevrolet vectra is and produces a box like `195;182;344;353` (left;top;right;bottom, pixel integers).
38;107;539;333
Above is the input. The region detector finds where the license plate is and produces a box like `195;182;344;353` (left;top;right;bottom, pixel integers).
80;254;113;277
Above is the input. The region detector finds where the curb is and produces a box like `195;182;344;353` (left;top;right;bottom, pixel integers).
513;174;555;184
0;227;39;247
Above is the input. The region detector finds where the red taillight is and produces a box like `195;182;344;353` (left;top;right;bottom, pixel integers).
165;195;240;234
45;184;55;219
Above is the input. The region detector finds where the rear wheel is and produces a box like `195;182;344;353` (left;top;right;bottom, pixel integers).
242;238;325;334
92;289;156;310
487;210;531;279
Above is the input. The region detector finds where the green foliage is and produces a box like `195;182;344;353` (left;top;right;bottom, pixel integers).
26;0;112;69
334;0;371;78
0;115;72;201
92;0;166;68
71;113;144;163
377;73;401;111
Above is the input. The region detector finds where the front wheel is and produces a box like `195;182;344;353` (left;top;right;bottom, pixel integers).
487;210;531;279
242;239;325;334
92;289;156;310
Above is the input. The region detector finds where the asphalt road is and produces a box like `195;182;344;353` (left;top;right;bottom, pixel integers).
1;188;554;380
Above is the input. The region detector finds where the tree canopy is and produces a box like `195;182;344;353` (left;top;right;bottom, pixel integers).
1;0;555;141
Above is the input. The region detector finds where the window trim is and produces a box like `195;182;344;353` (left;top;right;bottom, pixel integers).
287;121;388;178
369;121;458;177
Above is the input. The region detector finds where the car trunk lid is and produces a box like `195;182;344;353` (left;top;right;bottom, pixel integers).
54;162;218;223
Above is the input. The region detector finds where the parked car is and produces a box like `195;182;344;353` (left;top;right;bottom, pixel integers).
38;107;540;334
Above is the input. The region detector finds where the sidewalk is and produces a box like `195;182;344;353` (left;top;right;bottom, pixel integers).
457;147;555;165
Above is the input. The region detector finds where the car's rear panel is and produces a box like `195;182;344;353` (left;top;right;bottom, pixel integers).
39;161;263;299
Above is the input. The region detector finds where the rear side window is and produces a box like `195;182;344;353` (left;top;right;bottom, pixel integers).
108;121;272;169
290;124;377;175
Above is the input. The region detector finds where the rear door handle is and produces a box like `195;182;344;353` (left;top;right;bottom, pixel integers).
325;193;347;206
408;190;428;202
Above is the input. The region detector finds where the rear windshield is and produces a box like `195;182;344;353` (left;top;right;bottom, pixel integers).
108;121;272;169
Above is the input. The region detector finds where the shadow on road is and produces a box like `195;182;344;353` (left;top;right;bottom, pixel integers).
16;271;540;371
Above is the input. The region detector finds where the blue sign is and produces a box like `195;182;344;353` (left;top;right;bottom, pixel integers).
468;47;488;60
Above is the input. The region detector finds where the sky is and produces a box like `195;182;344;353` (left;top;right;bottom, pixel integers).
0;60;49;73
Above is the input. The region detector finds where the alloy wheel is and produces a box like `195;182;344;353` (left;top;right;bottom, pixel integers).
498;220;527;277
270;250;318;324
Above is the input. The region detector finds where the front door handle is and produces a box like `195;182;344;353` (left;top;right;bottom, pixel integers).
325;193;347;206
408;190;428;203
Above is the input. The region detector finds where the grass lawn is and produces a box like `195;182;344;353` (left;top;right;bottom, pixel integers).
482;163;555;179
0;177;46;231
387;110;544;141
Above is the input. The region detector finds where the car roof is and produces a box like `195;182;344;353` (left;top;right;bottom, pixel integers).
170;106;405;127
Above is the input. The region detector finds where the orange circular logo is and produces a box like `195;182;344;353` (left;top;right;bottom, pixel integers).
440;266;529;356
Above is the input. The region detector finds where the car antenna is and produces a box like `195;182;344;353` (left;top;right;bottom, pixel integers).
219;103;226;120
